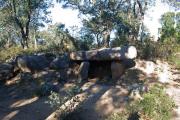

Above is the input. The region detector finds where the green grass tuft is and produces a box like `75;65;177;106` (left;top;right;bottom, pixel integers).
107;84;175;120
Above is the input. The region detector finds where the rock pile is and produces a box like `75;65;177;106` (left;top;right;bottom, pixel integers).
70;46;137;80
0;63;14;82
0;46;137;83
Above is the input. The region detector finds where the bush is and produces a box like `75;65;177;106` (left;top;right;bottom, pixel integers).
0;46;43;62
46;91;69;109
107;84;175;120
35;82;54;96
106;111;129;120
168;55;180;68
167;44;180;68
46;85;81;109
135;40;180;61
0;46;59;62
129;84;175;120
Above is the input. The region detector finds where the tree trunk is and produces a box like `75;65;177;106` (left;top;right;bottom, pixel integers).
34;29;37;49
6;38;10;48
21;33;29;49
103;30;111;48
11;0;31;49
96;34;101;48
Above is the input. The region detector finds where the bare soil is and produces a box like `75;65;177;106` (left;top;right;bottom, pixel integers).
0;60;180;120
0;84;53;120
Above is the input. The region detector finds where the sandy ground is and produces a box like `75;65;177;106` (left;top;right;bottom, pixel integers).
166;86;180;120
0;60;180;120
0;84;53;120
0;81;129;120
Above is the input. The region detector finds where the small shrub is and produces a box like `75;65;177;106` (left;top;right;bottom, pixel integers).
167;45;180;68
0;46;39;62
135;40;180;61
46;91;69;109
107;84;175;120
106;111;129;120
129;84;175;120
0;46;50;62
45;85;82;119
37;83;53;96
46;85;81;108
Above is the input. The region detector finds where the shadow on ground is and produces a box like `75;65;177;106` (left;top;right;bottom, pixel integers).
0;67;158;120
0;83;53;120
59;68;151;120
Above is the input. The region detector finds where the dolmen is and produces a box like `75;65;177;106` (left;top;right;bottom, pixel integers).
6;46;137;83
69;46;137;80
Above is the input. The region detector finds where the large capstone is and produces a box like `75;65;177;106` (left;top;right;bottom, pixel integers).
70;46;137;61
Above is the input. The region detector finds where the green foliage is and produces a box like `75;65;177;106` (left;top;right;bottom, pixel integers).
58;0;155;47
46;85;81;109
46;91;68;109
160;12;180;43
0;47;28;61
0;0;52;48
106;111;129;120
0;7;19;48
162;0;180;10
78;34;94;50
40;23;77;52
136;39;180;61
107;84;175;120
0;46;46;62
169;56;180;68
129;84;175;120
167;45;180;68
36;82;54;96
175;12;180;43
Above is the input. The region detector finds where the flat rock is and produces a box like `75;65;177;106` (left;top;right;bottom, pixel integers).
70;46;137;61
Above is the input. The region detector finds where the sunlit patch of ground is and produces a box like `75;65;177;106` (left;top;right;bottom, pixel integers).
0;59;180;120
2;110;19;120
10;97;39;108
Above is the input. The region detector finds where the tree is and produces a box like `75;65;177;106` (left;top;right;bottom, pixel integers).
176;12;180;42
162;0;180;10
78;27;95;50
81;19;103;48
0;7;19;48
159;11;180;43
160;12;176;42
57;0;154;47
0;0;52;49
40;23;78;52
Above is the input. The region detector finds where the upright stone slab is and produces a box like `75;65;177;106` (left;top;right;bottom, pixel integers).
78;62;90;81
50;56;69;70
69;46;137;80
111;61;125;80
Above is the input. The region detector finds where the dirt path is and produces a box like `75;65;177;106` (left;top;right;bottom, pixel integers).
166;86;180;120
1;60;180;120
0;85;53;120
166;69;180;120
46;82;130;120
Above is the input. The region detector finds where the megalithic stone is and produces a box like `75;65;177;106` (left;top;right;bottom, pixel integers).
70;46;137;61
78;62;90;81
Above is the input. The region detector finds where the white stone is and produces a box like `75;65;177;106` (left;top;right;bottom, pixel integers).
126;46;137;59
158;64;171;83
145;61;155;75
